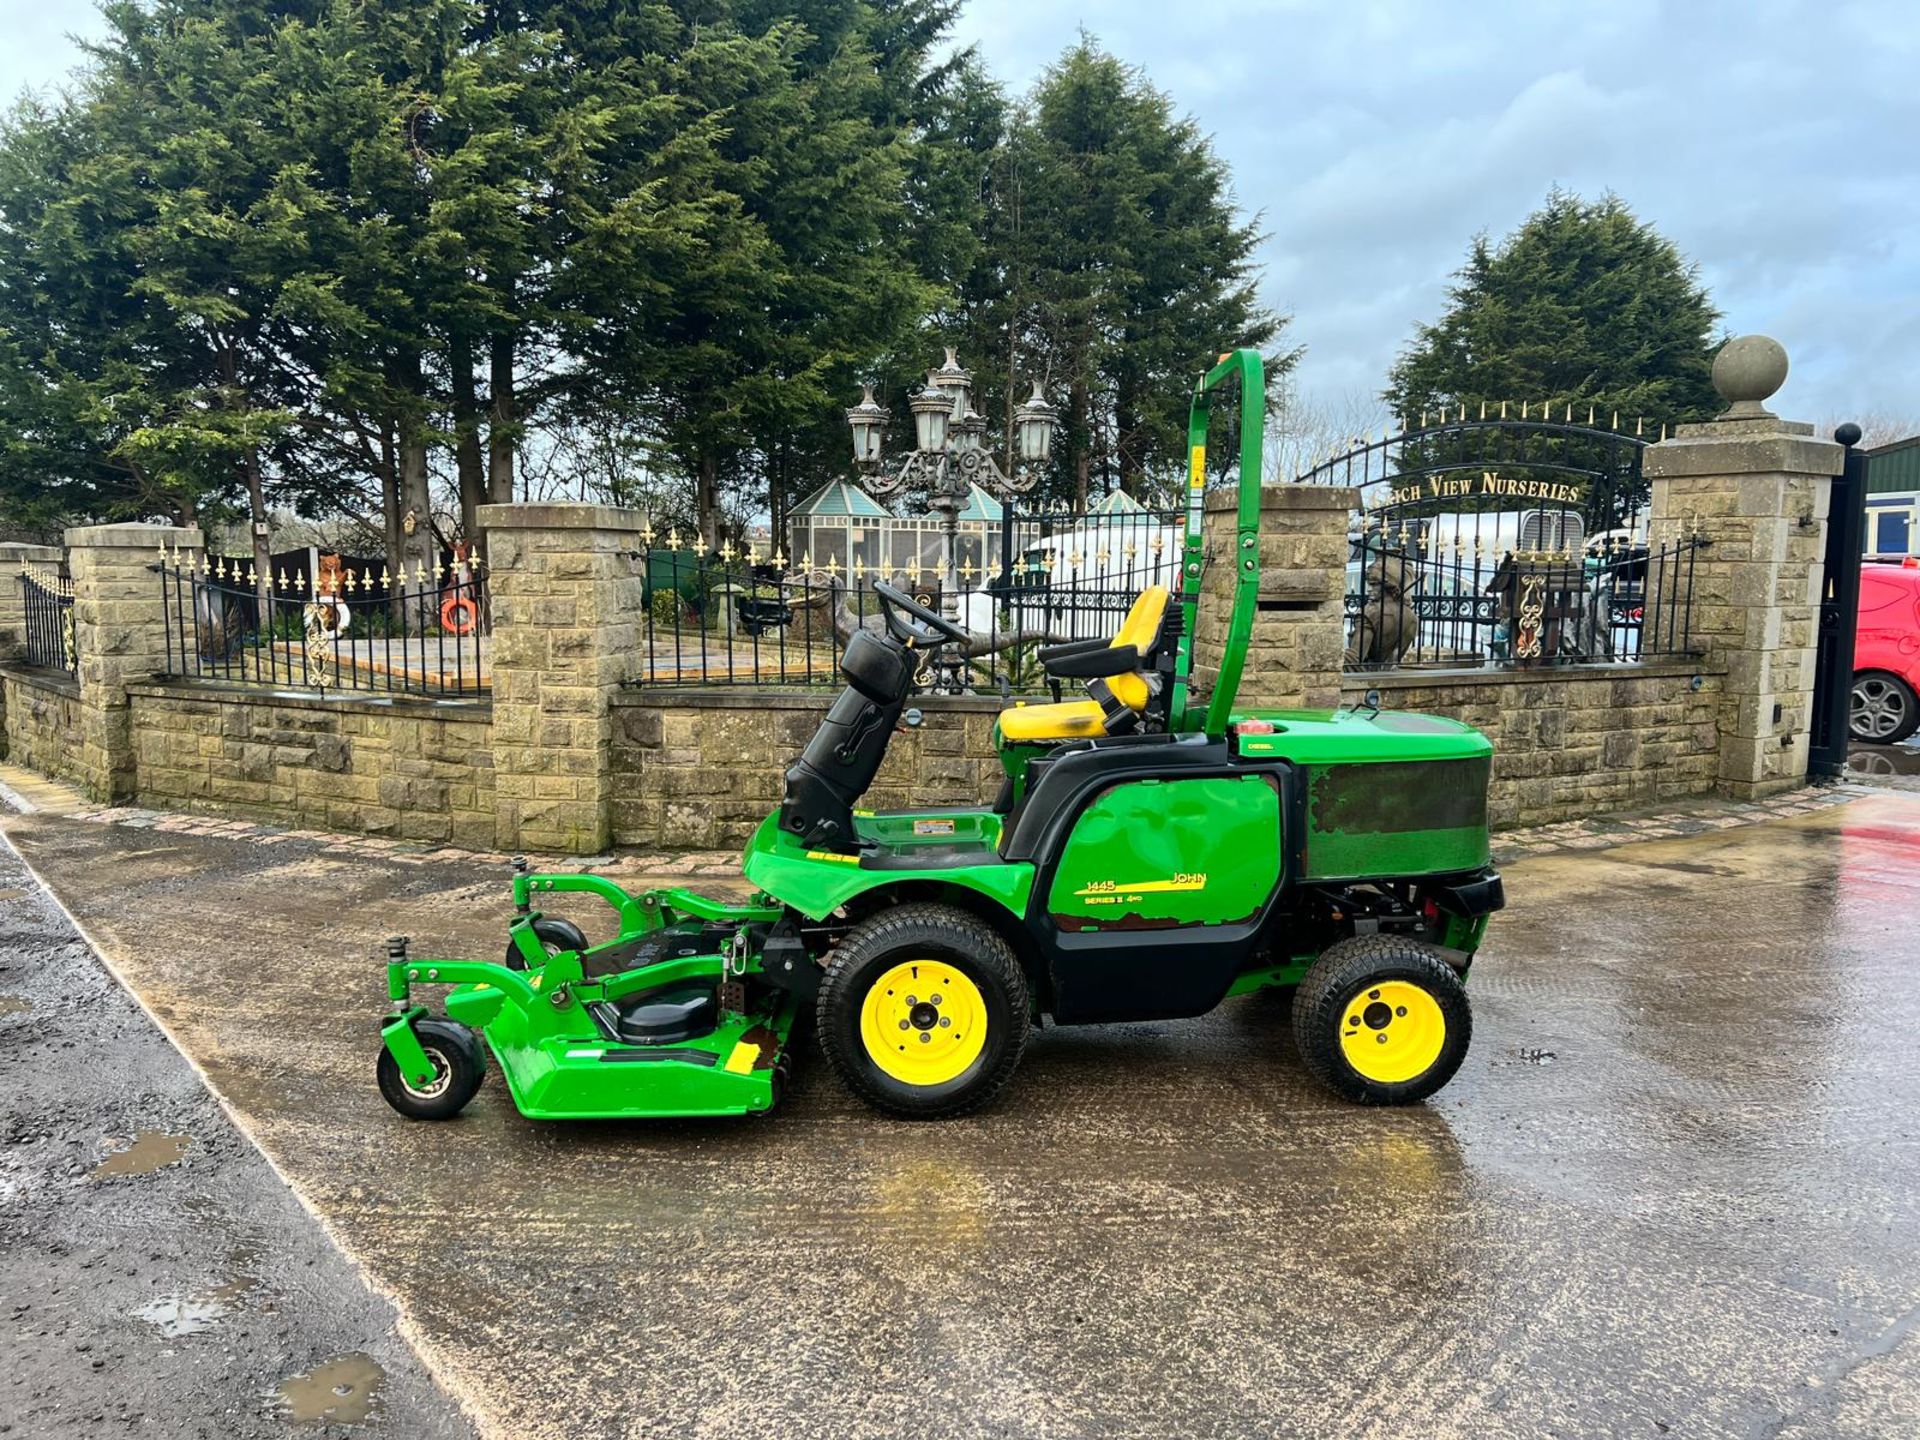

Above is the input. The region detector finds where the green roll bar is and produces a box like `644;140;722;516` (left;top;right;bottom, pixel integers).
1169;347;1266;739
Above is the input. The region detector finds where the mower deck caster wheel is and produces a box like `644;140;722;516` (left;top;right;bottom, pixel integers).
378;1018;486;1120
504;916;589;971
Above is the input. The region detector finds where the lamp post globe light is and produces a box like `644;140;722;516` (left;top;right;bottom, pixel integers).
846;348;1059;644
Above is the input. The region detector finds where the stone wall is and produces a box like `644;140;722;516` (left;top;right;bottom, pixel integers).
2;670;84;785
1346;661;1723;828
124;683;495;848
1191;484;1353;715
606;663;1724;847
611;690;1005;850
1646;415;1841;797
67;522;204;800
481;502;647;854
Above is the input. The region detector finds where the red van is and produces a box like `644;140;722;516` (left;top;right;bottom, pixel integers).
1853;558;1920;743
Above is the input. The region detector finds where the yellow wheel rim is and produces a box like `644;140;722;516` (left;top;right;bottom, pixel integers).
1338;980;1447;1084
860;960;988;1087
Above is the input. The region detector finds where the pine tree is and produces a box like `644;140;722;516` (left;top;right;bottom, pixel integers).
1384;190;1723;430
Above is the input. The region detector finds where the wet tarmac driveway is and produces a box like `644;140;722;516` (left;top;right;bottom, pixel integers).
4;792;1918;1439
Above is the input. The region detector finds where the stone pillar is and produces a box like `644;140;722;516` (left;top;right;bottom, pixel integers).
65;522;205;801
0;542;65;660
1190;484;1354;713
1644;336;1843;799
480;502;647;854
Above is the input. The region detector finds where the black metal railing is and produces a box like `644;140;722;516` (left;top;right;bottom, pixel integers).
158;555;488;697
19;563;76;676
634;541;1183;695
1344;531;1707;671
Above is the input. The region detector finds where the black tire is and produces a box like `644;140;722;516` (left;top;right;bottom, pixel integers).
1292;936;1470;1105
816;902;1030;1119
1850;671;1920;744
504;916;588;971
377;1018;486;1120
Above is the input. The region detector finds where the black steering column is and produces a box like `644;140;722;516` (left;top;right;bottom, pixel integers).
777;584;959;852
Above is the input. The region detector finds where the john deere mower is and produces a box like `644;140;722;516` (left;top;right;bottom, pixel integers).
376;349;1503;1123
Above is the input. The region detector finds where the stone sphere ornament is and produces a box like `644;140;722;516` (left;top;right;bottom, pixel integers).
1712;335;1789;418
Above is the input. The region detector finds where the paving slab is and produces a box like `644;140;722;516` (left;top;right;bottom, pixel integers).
3;794;1918;1439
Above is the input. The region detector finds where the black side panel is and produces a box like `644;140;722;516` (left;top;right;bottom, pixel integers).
1045;926;1262;1024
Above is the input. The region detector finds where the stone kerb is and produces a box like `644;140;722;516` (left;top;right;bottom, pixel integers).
64;521;204;801
1642;337;1843;799
479;501;647;853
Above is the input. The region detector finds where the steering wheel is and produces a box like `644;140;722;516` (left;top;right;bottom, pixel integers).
873;580;970;648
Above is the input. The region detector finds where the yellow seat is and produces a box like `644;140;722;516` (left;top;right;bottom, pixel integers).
993;587;1171;745
996;700;1107;743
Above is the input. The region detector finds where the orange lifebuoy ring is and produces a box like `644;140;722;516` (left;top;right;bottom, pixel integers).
440;595;479;636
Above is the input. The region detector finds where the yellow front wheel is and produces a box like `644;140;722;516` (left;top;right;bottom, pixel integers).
1293;937;1471;1104
859;960;990;1087
819;903;1031;1118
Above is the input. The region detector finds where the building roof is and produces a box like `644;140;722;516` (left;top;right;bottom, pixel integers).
1866;434;1920;496
1090;489;1148;514
790;478;889;519
954;482;1005;523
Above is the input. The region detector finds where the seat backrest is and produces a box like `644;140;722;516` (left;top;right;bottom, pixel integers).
1106;586;1169;713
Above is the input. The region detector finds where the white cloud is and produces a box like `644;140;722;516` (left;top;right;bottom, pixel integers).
955;0;1920;433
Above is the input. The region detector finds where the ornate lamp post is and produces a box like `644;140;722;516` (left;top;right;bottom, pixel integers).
847;350;1058;630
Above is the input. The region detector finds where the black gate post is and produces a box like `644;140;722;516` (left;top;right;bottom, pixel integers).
1809;422;1867;777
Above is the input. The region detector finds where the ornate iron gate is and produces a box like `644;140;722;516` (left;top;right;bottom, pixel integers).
1296;408;1702;670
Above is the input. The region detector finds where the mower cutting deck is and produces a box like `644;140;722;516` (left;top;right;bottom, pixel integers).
377;349;1504;1123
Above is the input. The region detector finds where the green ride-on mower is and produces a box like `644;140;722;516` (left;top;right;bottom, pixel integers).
376;348;1504;1123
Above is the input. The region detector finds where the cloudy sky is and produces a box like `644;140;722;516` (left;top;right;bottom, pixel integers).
5;0;1916;431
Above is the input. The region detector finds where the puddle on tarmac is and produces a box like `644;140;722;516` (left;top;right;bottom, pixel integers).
132;1296;228;1337
131;1274;258;1336
0;994;30;1018
90;1131;190;1179
274;1353;385;1426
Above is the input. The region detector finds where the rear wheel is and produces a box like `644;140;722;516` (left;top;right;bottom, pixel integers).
377;1019;486;1121
1851;671;1919;744
1293;936;1470;1105
817;903;1030;1119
